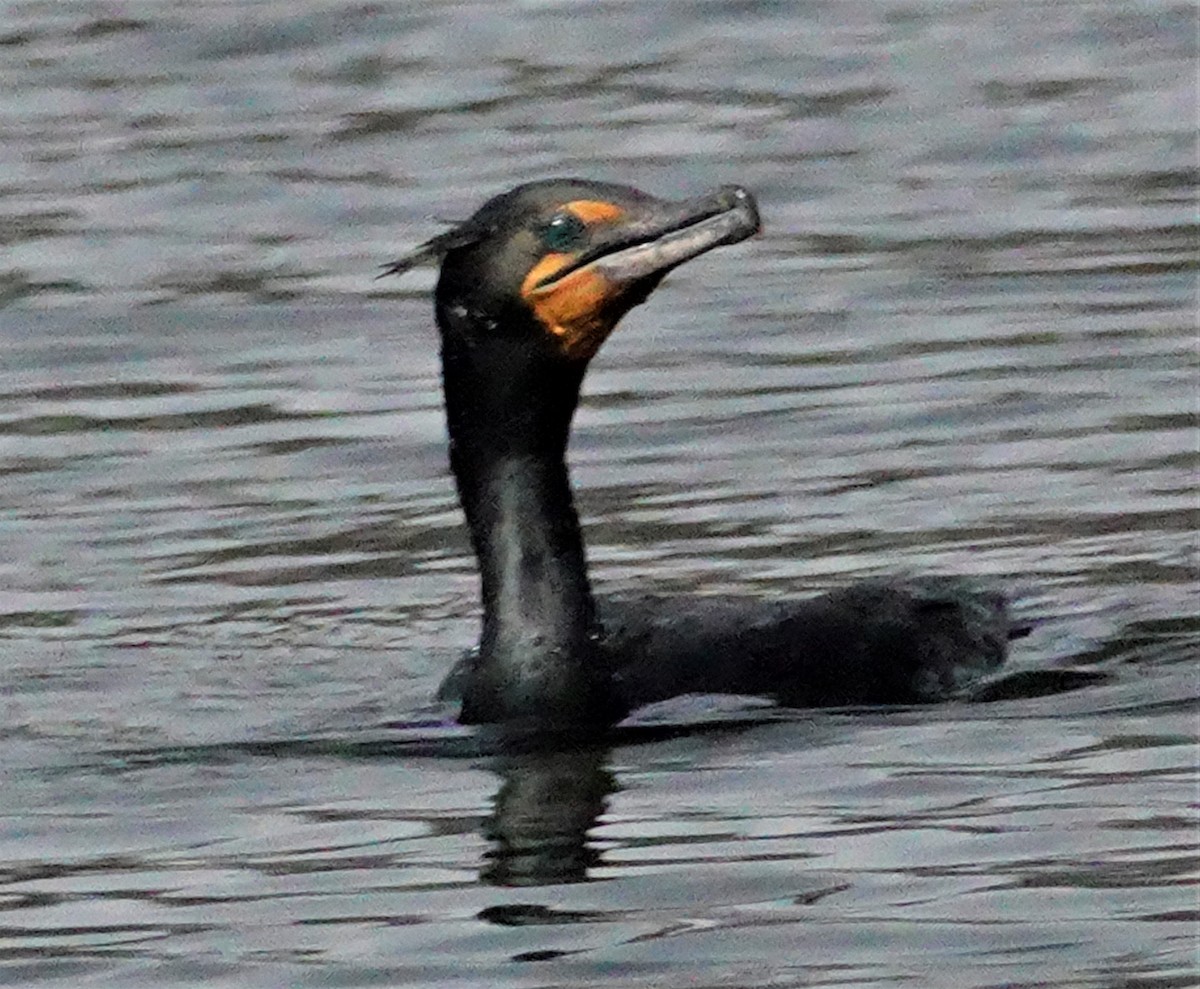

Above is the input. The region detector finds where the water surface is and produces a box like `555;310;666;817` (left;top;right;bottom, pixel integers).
0;2;1196;987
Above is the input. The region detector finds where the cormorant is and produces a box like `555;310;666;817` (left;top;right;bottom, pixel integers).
382;179;1021;732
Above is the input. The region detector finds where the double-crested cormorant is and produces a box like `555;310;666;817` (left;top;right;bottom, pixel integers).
382;179;1022;731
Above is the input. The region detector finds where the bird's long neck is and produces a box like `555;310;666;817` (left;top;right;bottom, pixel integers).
453;443;595;660
438;305;615;727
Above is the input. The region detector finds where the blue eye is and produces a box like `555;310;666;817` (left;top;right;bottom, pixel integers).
541;212;587;251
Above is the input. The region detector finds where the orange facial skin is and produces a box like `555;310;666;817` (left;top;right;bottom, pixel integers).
522;255;619;361
561;199;625;224
519;199;630;361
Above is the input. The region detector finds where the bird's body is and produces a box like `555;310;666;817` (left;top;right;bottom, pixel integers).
440;579;1013;718
383;178;1022;732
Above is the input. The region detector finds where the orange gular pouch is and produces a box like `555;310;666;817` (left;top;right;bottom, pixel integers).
521;253;641;363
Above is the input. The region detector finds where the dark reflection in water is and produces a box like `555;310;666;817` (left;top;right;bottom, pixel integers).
482;747;614;888
0;1;1196;987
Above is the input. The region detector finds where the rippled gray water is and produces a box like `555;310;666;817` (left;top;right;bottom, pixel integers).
1;2;1197;987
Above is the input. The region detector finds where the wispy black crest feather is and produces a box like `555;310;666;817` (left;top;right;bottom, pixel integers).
377;221;487;279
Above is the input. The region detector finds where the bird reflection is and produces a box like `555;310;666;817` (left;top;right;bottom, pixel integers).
481;743;614;887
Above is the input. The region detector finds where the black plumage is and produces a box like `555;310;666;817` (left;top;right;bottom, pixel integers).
383;179;1021;732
